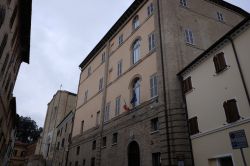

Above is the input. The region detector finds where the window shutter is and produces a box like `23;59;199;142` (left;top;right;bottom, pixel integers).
228;99;240;122
213;56;220;73
223;101;231;123
218;52;226;71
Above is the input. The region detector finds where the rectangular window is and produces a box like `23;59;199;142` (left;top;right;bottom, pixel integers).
152;152;161;166
102;137;107;147
213;52;227;73
61;138;65;147
115;96;121;116
148;32;156;51
182;77;192;94
87;66;91;77
75;161;78;166
223;99;240;123
104;103;110;122
83;159;86;166
101;52;106;64
76;146;80;155
91;157;95;166
185;29;194;45
147;3;154;16
188;117;199;135
150;74;158;98
96;111;100;126
180;0;187;7
81;120;84;134
112;133;118;144
118;34;123;45
99;77;104;91
117;60;123;77
151;118;159;132
217;12;224;22
84;90;88;103
92;140;96;150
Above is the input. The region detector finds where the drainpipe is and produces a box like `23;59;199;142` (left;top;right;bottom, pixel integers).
228;37;250;107
156;0;172;165
98;41;111;166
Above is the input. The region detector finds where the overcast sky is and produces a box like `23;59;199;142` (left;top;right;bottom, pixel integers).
14;0;250;127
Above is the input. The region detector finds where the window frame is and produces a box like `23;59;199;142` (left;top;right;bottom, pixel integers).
101;52;106;64
180;0;187;7
132;39;141;65
213;52;227;73
182;76;192;94
147;3;154;16
188;116;199;135
102;137;107;148
151;118;159;132
117;59;123;77
217;11;224;22
148;32;156;51
99;77;104;91
118;34;123;45
115;96;121;116
223;99;240;123
184;29;194;45
112;133;118;145
132;15;140;30
150;74;158;98
104;102;110;122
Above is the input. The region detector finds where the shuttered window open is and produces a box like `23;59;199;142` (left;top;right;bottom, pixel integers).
183;76;192;94
223;99;240;123
188;117;199;135
213;52;227;73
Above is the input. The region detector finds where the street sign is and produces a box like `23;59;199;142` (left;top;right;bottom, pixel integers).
229;130;248;149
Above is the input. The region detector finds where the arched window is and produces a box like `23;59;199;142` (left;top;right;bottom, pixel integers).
131;78;140;107
132;15;140;30
132;39;140;64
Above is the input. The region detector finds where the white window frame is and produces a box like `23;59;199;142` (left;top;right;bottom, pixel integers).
180;0;187;7
117;60;122;77
87;66;91;77
147;3;154;16
118;34;123;45
185;29;194;45
132;16;140;30
132;40;141;64
104;102;110;122
217;12;224;22
150;74;158;98
148;32;156;51
99;77;104;91
84;90;88;103
115;96;121;116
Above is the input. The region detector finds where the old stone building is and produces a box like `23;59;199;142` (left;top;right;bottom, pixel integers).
178;17;250;166
37;90;76;165
68;0;249;166
0;0;32;165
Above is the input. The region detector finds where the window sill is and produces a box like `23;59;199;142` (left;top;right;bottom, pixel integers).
101;146;107;149
150;130;159;135
184;88;195;95
111;143;117;146
213;66;230;76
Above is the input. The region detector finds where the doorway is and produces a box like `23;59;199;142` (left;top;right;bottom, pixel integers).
128;141;140;166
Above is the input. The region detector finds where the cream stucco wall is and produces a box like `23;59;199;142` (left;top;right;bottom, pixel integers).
184;42;250;132
233;28;250;97
73;0;156;137
183;23;250;166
